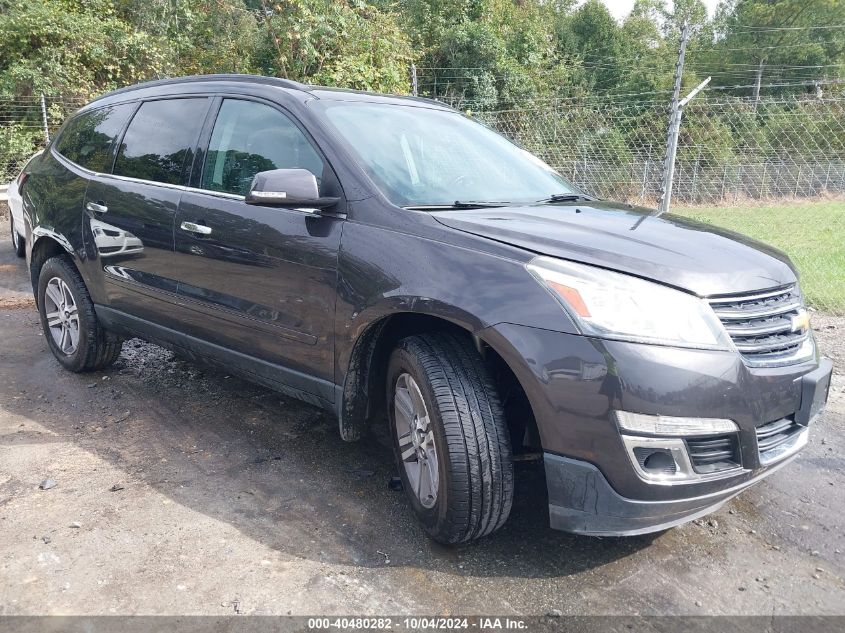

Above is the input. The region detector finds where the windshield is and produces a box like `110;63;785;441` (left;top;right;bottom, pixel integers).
315;101;577;207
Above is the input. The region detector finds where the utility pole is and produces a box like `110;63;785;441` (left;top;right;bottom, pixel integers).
752;58;765;107
657;24;690;217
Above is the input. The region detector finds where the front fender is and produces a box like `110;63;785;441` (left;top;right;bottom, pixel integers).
333;220;579;386
331;219;582;443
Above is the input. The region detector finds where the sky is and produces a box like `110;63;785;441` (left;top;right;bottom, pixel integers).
596;0;721;21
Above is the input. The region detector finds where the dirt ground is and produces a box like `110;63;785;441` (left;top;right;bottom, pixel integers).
1;207;844;616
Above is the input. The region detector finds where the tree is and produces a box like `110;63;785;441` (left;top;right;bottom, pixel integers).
557;0;626;92
253;0;413;93
113;0;262;76
703;0;845;97
618;0;675;96
0;0;168;99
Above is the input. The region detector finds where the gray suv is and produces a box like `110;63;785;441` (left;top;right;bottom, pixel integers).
18;74;833;543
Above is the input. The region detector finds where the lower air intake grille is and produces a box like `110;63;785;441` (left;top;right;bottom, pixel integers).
756;417;804;464
685;434;740;474
708;285;813;367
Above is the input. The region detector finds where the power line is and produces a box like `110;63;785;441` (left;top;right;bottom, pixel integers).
696;42;845;53
733;24;845;32
710;62;845;69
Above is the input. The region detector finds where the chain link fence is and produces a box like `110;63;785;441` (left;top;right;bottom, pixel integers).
1;95;85;184
471;96;845;206
1;92;843;312
6;93;845;203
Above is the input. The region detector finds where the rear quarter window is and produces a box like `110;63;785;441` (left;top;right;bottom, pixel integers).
113;98;209;186
54;103;135;172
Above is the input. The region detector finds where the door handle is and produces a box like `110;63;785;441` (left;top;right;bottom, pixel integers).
180;221;212;235
86;201;108;214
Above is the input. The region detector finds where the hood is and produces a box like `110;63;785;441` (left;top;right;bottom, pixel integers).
432;202;796;297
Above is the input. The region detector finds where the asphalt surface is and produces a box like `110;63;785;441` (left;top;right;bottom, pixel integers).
1;210;844;615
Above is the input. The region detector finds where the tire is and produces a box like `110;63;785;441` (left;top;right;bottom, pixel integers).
10;215;25;257
37;255;123;372
387;332;514;544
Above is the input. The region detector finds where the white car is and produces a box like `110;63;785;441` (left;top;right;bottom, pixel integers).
89;218;144;257
7;151;43;257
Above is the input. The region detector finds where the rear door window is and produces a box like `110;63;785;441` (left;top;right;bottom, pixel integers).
55;103;135;172
200;99;324;196
114;98;209;186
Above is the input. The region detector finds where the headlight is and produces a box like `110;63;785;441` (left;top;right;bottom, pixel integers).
526;256;732;350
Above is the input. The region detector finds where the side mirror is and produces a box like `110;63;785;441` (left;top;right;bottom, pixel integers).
245;168;339;210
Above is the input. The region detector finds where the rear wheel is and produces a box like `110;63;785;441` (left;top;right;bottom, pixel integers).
37;255;123;372
387;333;514;544
10;216;25;257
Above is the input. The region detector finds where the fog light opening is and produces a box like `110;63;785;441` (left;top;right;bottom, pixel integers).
643;451;676;474
633;447;677;476
623;435;744;483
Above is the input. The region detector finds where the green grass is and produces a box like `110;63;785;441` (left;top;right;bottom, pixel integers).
673;200;845;315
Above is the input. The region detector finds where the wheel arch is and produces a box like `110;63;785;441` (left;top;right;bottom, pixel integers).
29;232;75;305
338;309;539;452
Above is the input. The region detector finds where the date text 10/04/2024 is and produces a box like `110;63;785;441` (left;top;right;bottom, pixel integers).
307;617;529;630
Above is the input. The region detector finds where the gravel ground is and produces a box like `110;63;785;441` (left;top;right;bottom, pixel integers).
1;206;844;615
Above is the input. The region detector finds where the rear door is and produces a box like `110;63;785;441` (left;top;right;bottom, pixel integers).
83;97;211;327
172;97;344;396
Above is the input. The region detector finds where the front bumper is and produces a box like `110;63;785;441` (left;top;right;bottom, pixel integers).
480;323;833;535
544;446;803;536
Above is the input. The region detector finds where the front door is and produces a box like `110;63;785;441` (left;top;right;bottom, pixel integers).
172;98;343;398
83;97;211;328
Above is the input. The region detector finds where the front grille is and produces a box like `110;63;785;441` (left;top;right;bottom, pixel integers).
685;434;740;474
708;285;812;366
756;417;804;464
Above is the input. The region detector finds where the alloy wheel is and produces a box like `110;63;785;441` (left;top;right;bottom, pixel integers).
44;277;80;355
394;373;439;508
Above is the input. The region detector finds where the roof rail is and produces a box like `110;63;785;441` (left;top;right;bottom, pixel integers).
92;74;310;102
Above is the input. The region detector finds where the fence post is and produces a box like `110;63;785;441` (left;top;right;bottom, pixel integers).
691;145;701;203
583;145;588;184
40;93;50;143
409;64;418;97
761;163;768;199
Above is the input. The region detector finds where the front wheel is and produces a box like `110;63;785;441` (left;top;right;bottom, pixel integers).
37;255;123;372
10;215;25;257
387;333;514;544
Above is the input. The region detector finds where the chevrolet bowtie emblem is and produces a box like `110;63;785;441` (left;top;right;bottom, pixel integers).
791;309;810;333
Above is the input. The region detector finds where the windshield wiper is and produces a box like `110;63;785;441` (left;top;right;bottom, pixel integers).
537;193;596;204
404;200;511;210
